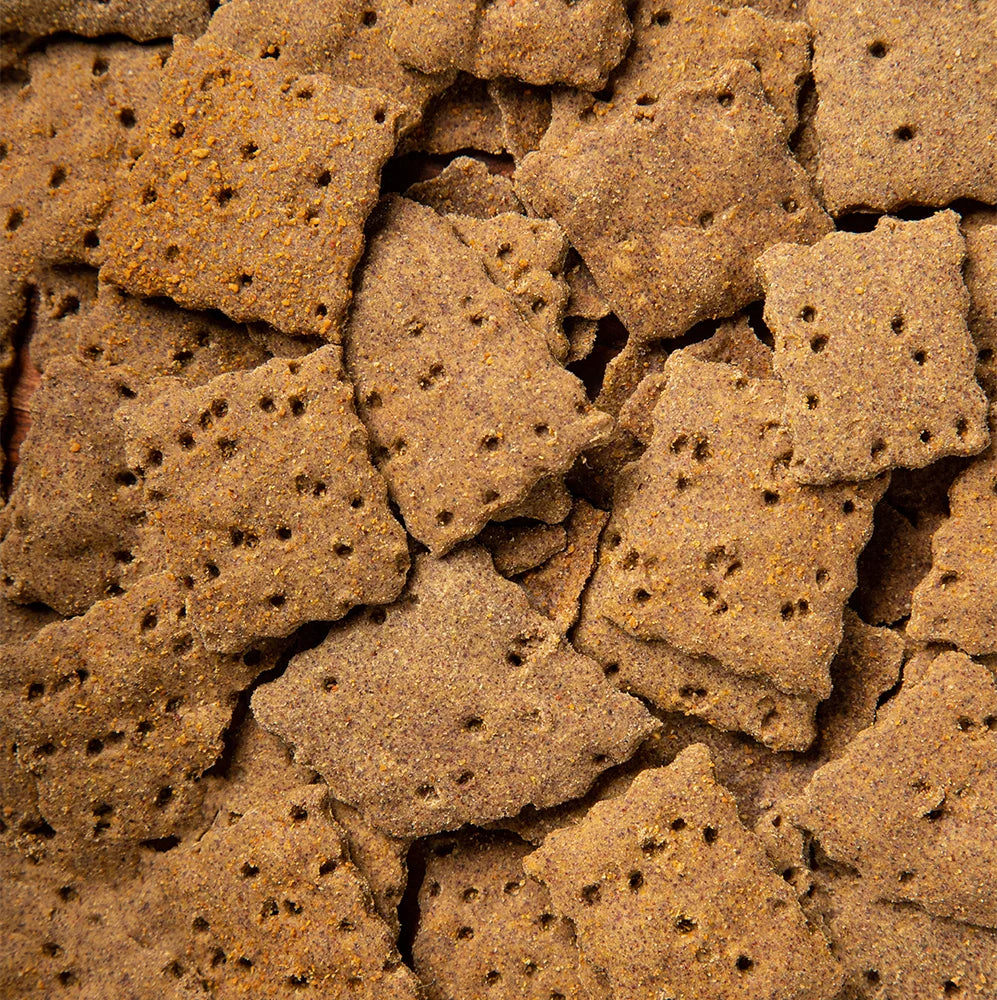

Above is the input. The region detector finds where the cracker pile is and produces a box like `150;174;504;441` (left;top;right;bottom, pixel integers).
2;4;996;998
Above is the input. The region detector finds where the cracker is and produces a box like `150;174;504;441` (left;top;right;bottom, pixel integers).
390;0;632;90
449;211;571;362
809;0;997;213
344;195;611;554
563;251;609;322
565;317;598;365
406;155;525;218
100;38;401;341
399;73;505;155
116;346;410;653
519;500;608;631
517;61;831;353
965;217;997;401
797;651;997;927
161;785;421;998
908;415;997;654
480;521;568;577
0;574;278;871
0;356;147;615
3;0;208;41
252;547;658;837
524;744;842;1000
30;265;99;372
495;475;574;526
760;212;989;485
590;353;885;702
586;0;811;135
203;0;453;134
489;79;551;161
853;500;940;626
0;40;167;327
414;832;595;1000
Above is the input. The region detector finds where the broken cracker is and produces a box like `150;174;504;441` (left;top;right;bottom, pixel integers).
116;346;410;653
29;265;99;371
2;0;209;42
525;744;842;1000
809;0;997;213
101;38;401;341
414;832;597;1000
494;475;574;526
345;195;610;554
252;547;657;837
797;651;997;928
406;155;525;218
488;78;551;161
399;73;506;155
760;212;989;485
965;216;997;401
480;521;568;577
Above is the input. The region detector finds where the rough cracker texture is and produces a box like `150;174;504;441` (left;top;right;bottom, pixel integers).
414;833;596;1000
854;499;940;626
117;346;409;653
252;548;657;838
585;0;811;134
161;785;421;998
101;38;401;341
481;521;568;577
592;354;885;702
495;475;574;526
449;211;571;362
0;574;276;874
0;40;166;333
760;213;989;484
810;0;997;213
30;265;99;371
407;156;525;218
489;79;551;161
517;61;831;354
400;73;505;155
965;219;997;401
798;651;997;928
908;412;997;654
525;745;842;1000
203;0;452;134
2;0;209;41
0;357;146;615
344;196;611;554
519;500;608;631
563;251;609;322
390;0;631;89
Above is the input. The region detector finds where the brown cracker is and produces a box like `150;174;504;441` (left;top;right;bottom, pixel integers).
480;521;568;577
399;73;505;155
390;0;631;89
519;500;608;631
344;195;611;554
516;61;831;354
414;832;596;1000
161;785;421;998
809;0;997;213
489;79;551;161
252;547;657;837
0;574;278;873
116;346;410;653
101;38;401;341
797;651;997;928
965;217;997;401
2;0;209;41
203;0;452;134
406;155;525;218
495;475;574;526
760;212;989;485
590;353;885;702
524;744;842;1000
29;265;99;371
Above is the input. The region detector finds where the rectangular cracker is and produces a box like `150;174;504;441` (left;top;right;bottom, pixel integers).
760;212;989;484
101;38;401;341
524;744;842;1000
116;346;410;653
344;195;611;554
252;547;658;837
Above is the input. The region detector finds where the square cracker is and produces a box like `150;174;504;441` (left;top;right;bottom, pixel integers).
252;547;658;838
760;212;989;485
797;651;997;928
591;353;885;702
516;61;831;352
414;833;598;1000
809;0;997;213
116;346;410;654
344;195;611;555
908;410;997;654
524;744;842;1000
101;38;401;341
